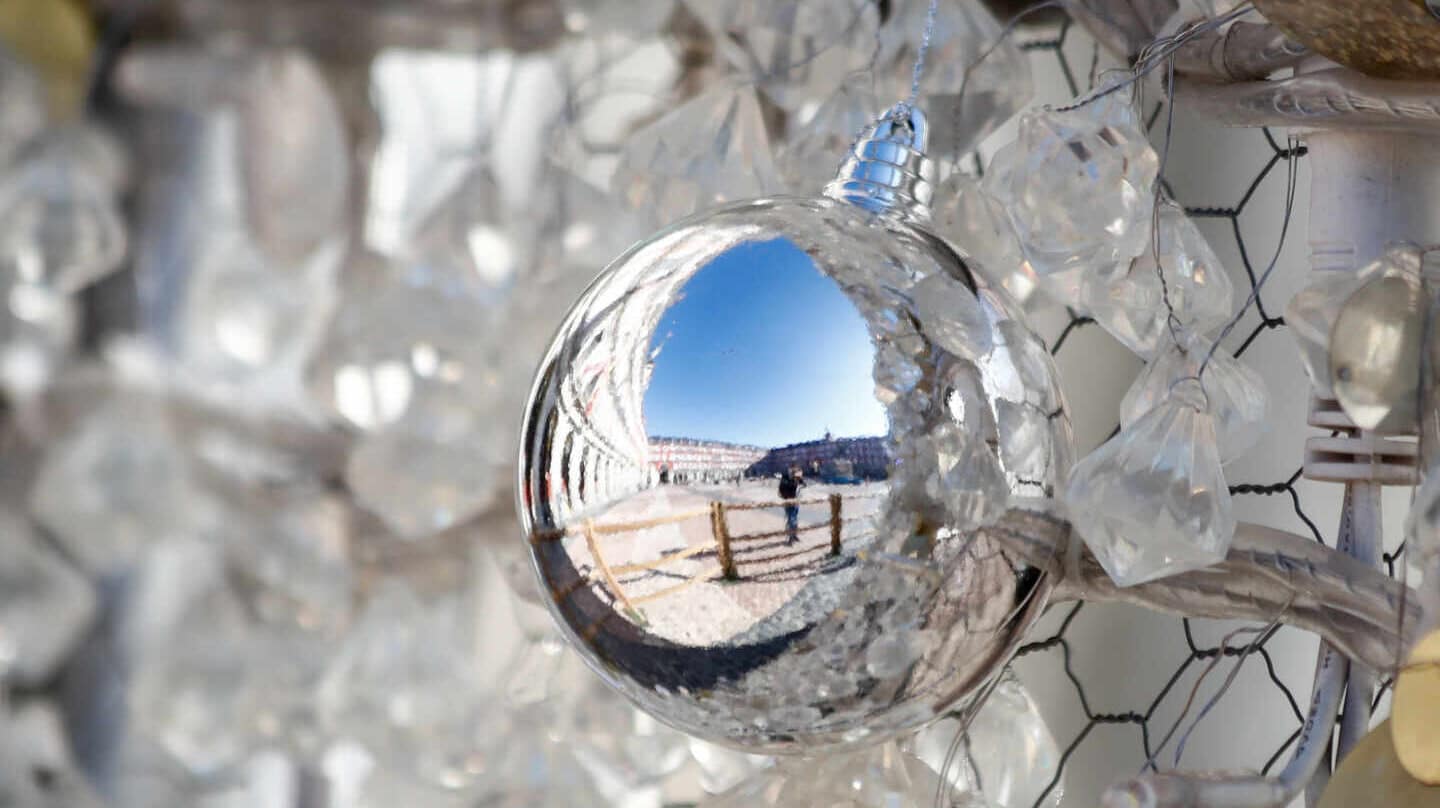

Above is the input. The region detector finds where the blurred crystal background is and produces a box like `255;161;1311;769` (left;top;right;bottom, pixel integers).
0;0;1403;806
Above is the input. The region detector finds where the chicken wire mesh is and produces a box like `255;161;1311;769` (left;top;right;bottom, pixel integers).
989;17;1411;808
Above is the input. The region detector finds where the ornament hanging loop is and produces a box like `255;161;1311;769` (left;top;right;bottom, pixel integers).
824;104;936;220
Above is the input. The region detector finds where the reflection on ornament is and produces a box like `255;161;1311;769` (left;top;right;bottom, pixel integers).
1318;720;1440;808
519;105;1070;751
1393;629;1440;785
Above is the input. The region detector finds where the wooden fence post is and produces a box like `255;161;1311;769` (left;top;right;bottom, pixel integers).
829;493;843;556
712;501;737;580
584;518;637;616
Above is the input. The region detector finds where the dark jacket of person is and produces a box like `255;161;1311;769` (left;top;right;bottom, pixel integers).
778;472;803;499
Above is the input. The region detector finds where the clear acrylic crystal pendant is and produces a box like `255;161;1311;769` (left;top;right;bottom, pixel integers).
933;174;1040;308
986;100;1158;279
610;81;781;224
1284;249;1399;398
1120;330;1268;464
0;140;127;295
1080;200;1233;357
699;741;988;807
1064;379;1234;587
906;668;1063;808
683;0;879;111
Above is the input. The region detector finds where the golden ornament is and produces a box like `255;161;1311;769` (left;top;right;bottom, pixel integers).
1320;719;1440;807
1394;629;1440;785
1253;0;1440;80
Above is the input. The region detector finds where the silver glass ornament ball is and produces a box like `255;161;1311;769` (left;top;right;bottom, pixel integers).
518;107;1074;752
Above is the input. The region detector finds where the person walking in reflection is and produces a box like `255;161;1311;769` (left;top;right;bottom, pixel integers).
779;466;806;544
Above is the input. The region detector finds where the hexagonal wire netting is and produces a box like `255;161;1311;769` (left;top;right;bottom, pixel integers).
984;17;1411;808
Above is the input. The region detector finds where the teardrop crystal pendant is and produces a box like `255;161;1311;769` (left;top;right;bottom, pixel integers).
1080;200;1234;358
1064;379;1234;587
1120;330;1268;464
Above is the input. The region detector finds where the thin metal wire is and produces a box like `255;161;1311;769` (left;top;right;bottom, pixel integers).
1053;2;1255;115
1199;132;1300;376
1151;53;1185;352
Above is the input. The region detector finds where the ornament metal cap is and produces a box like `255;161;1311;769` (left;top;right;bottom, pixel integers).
824;103;937;221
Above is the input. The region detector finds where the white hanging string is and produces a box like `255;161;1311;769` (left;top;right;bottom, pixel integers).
902;0;942;114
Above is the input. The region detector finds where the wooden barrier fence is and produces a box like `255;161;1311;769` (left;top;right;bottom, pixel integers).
533;489;884;609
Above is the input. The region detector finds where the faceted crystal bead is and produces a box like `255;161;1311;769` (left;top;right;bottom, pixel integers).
0;46;46;169
1064;380;1234;586
0;701;105;808
610;82;781;224
688;739;774;795
237;49;349;265
31;394;216;573
875;0;1031;163
562;667;691;804
560;0;675;34
304;250;496;432
0;140;127;294
1080;201;1233;357
1285;259;1387;398
318;583;493;789
0;511;96;684
912;271;995;363
995;399;1072;498
131;564;334;772
682;0;878;111
345;389;505;539
128;578;261;776
16;122;133;195
351;767;474;808
1121;331;1268;464
699;741;989;807
403;161;531;304
933;174;1040;308
779;75;881;192
220;486;354;632
907;668;1063;808
0;278;76;401
928;421;1010;529
986;102;1158;279
550;34;679;189
182;232;330;392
